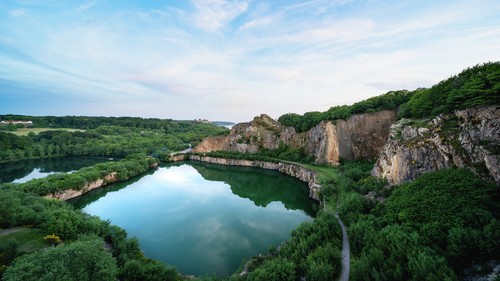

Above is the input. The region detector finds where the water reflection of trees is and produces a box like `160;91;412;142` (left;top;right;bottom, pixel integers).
0;156;110;183
67;169;155;209
189;162;317;216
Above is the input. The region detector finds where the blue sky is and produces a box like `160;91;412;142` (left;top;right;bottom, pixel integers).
0;0;499;122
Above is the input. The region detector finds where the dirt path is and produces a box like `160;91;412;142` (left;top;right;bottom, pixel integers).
335;213;350;281
0;227;28;238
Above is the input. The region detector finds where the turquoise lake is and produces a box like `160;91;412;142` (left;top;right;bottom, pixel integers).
70;162;316;276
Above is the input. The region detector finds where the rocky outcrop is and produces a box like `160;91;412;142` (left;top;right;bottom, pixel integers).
194;111;396;165
372;105;500;185
174;154;321;200
46;172;119;200
193;114;302;154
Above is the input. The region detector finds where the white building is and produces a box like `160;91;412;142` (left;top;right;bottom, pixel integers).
0;120;33;125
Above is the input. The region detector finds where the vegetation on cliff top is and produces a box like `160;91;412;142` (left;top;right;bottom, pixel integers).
279;62;500;132
279;90;411;132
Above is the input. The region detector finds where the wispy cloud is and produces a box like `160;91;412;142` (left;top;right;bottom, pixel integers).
0;0;499;121
9;9;26;17
238;15;277;30
77;0;98;12
191;0;249;31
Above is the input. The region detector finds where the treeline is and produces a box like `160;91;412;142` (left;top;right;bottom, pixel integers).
278;90;412;132
0;115;225;132
0;123;227;162
0;186;181;281
278;61;500;132
399;61;500;118
2;155;157;196
337;166;499;280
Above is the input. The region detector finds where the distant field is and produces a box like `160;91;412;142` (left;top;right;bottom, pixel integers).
8;128;84;136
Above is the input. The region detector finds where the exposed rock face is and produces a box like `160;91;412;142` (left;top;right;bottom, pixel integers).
307;110;396;164
194;111;396;165
177;155;321;200
193;114;302;154
192;135;229;153
372;105;500;185
46;172;118;200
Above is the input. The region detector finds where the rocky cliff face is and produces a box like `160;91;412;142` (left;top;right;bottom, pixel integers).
307;110;396;164
194;111;396;165
372;105;500;185
193;114;301;154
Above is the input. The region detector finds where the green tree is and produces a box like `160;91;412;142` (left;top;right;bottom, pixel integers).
247;258;295;281
119;259;179;281
3;238;118;281
6;124;17;131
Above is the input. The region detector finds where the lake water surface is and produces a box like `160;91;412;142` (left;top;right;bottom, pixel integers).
70;162;316;276
0;156;112;184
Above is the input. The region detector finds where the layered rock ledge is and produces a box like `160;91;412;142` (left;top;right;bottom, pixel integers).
372;105;500;185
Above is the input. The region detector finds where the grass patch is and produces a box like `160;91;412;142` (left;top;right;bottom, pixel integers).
0;228;47;254
298;164;346;212
298;164;340;184
8;128;84;136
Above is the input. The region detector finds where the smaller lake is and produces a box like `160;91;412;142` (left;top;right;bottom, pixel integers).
71;162;316;276
0;156;112;184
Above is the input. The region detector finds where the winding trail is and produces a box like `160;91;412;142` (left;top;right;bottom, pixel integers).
335;213;350;281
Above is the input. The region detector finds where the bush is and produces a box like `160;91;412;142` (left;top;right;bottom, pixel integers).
3;237;118;281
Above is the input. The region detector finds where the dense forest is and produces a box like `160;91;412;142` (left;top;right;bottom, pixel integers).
340;167;499;281
0;119;227;163
278;62;500;132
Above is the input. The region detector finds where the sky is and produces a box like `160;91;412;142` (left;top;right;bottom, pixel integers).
0;0;499;122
